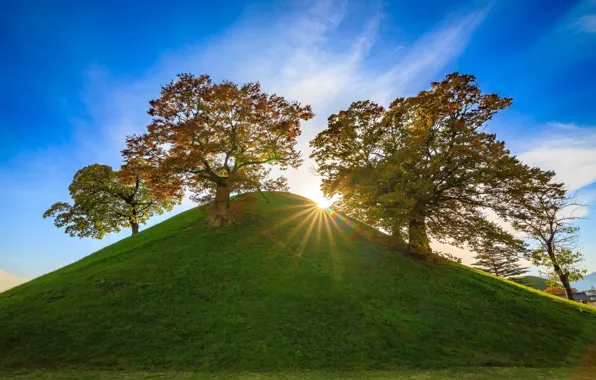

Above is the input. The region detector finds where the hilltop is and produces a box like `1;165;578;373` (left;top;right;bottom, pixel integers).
1;192;595;371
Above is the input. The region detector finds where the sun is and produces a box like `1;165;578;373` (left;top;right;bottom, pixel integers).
316;196;334;209
303;188;334;209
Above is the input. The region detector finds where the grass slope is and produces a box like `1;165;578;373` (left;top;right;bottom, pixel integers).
516;275;549;291
1;192;595;371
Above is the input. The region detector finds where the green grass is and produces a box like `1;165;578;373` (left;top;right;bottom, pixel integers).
515;275;549;291
3;368;596;379
1;192;595;373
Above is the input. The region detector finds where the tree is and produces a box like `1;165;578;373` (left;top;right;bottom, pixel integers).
123;73;314;226
310;73;545;260
310;100;402;238
471;239;528;278
436;251;463;264
510;184;587;301
43;164;180;238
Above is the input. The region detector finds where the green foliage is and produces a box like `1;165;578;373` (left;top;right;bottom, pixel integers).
43;164;180;238
310;73;542;259
537;248;587;287
471;240;528;278
5;193;596;371
471;235;528;278
509;184;587;299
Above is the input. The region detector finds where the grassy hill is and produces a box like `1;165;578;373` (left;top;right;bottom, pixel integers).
515;275;548;291
1;192;595;372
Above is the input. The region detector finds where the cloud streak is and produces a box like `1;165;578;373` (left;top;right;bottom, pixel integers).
576;14;596;33
0;270;28;293
567;0;596;34
368;4;492;104
78;0;492;201
518;123;596;191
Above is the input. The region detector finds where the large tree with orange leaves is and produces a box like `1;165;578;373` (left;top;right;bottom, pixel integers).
123;74;314;226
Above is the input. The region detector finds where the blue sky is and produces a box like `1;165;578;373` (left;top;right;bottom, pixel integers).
1;0;596;290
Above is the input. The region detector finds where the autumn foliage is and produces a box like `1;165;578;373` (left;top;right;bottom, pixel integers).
123;73;314;226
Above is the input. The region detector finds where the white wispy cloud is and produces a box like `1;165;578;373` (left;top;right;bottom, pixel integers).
0;270;28;293
564;0;596;34
368;5;492;104
518;123;596;191
576;14;596;33
77;0;492;202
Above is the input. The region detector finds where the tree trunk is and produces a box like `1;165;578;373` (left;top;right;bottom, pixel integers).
131;222;139;235
558;270;575;301
407;202;432;258
208;183;234;227
548;246;575;301
389;226;405;245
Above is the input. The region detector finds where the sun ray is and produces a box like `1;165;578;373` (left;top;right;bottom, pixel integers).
279;203;316;211
274;205;318;228
315;210;323;249
294;210;319;259
285;208;318;239
271;207;319;252
322;211;343;283
328;211;345;236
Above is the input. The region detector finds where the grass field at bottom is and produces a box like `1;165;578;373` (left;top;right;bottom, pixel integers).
2;369;596;380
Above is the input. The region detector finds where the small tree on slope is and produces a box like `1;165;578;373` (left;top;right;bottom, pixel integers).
510;184;586;301
123;73;314;226
310;73;552;261
472;240;528;278
43;164;180;237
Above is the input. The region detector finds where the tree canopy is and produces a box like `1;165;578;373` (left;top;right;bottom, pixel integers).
472;239;528;278
310;73;547;261
123;73;314;226
510;184;586;300
43;164;180;238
